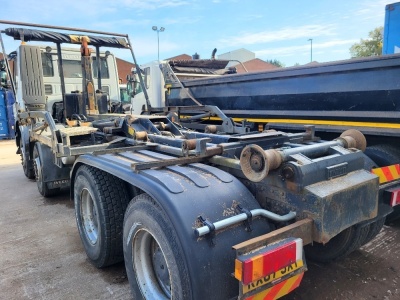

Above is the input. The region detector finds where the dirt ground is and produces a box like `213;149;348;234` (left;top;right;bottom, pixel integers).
1;139;399;300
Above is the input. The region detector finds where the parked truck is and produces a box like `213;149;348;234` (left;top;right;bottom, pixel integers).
1;20;397;300
124;59;237;114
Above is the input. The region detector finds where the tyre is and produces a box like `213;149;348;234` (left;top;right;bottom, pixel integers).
33;143;60;197
123;194;191;300
74;165;129;268
305;224;369;263
361;217;385;246
364;144;400;223
21;137;34;179
364;144;400;167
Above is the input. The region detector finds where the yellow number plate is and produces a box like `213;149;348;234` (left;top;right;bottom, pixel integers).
243;260;304;294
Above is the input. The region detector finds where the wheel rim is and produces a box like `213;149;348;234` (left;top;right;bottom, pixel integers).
33;147;42;190
21;142;27;169
80;188;99;245
33;156;41;182
132;229;171;299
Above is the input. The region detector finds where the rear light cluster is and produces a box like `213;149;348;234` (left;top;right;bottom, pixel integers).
235;238;303;285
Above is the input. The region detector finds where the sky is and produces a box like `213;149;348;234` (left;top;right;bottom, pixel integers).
0;0;396;67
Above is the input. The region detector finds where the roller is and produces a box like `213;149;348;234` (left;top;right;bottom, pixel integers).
240;129;366;182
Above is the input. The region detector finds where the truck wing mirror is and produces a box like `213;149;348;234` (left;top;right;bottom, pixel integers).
126;73;138;98
0;60;7;87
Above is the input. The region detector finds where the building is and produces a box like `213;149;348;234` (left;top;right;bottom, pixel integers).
115;57;135;84
234;58;278;73
166;54;192;61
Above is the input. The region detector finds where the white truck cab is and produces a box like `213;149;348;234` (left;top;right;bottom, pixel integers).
9;45;120;114
127;60;234;114
127;61;165;114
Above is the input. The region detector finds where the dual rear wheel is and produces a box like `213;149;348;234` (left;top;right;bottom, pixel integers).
74;165;129;267
305;218;385;263
73;166;189;300
74;165;385;295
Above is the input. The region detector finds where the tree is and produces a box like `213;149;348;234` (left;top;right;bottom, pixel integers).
266;59;285;68
350;27;383;57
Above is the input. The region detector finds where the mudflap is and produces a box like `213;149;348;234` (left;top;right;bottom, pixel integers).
36;143;70;188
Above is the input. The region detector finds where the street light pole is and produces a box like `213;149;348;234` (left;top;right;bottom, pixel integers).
308;38;313;62
152;26;165;61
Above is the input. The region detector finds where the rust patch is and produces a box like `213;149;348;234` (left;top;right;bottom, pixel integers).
222;200;241;217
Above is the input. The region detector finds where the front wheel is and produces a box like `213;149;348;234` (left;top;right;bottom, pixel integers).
20;137;34;179
33;143;60;197
123;194;191;300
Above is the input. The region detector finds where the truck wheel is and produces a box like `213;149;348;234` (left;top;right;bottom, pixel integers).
74;165;129;268
365;144;400;223
361;217;385;246
364;144;400;167
305;224;369;263
33;143;60;197
123;194;191;300
21;138;34;179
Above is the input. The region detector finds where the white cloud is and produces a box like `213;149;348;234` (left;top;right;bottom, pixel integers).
353;0;394;20
240;14;264;21
1;0;119;25
355;9;371;16
120;0;190;10
91;19;145;29
161;16;203;25
255;39;357;58
2;0;190;26
219;24;337;47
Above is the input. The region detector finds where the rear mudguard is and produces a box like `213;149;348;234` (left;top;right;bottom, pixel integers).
70;150;272;299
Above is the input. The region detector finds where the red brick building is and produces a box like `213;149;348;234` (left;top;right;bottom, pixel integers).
234;58;278;73
166;54;192;61
116;57;135;84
